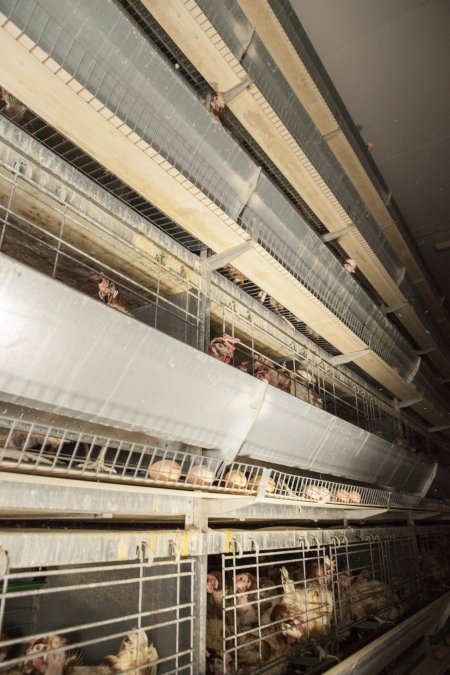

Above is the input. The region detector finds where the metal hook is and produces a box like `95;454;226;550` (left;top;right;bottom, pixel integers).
310;535;320;550
230;538;243;558
0;547;8;579
249;537;259;557
136;542;154;567
296;535;309;550
169;539;181;563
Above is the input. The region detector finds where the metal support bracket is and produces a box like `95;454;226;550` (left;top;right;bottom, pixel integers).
206;77;254;111
428;425;450;433
416;347;437;356
404;356;421;384
396;266;406;286
202;239;254;271
185;493;208;532
321;225;355;243
223;77;254;104
394;397;424;410
381;302;407;314
331;349;370;366
255;468;272;501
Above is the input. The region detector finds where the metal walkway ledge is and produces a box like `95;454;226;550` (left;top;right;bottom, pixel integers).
0;472;444;524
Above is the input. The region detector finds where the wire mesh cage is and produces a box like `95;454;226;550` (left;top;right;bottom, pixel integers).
205;530;427;674
0;0;424;384
417;527;450;602
0;153;203;349
0;547;195;674
0;414;369;504
0;121;441;461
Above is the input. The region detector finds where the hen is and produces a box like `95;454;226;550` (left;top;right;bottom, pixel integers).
279;566;335;660
344;259;357;274
0;88;27;122
9;630;158;675
88;274;129;315
349;570;405;625
208;337;239;364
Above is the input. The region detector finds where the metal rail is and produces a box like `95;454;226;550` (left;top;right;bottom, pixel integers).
0;414;443;514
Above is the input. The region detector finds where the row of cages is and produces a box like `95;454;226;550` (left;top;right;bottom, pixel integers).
0;144;444;461
0;526;449;674
0;413;446;512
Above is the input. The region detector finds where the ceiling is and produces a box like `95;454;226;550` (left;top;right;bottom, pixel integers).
290;0;450;323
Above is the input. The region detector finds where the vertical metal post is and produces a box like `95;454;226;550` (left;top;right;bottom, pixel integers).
199;246;211;353
0;548;9;633
0;165;20;250
189;499;208;675
52;203;67;279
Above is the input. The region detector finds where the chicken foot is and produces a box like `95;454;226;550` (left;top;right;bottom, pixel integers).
76;446;116;474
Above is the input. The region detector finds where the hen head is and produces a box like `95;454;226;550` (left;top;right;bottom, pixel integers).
25;635;66;674
208;337;239;363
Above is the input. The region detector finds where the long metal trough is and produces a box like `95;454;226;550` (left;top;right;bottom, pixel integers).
0;255;436;495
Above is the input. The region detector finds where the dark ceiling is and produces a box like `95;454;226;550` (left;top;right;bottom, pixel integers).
290;0;450;322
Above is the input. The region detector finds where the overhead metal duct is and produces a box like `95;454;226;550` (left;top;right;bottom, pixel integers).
0;0;447;423
0;255;437;495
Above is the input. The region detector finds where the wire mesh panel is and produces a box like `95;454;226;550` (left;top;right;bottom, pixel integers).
0;548;194;674
0;412;433;513
0;156;202;349
417;528;450;602
0;0;423;382
0;113;445;462
205;531;426;673
0;413;270;495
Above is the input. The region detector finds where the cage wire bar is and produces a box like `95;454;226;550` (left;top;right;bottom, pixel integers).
0;526;449;674
207;528;440;674
0;159;203;346
0;138;444;460
1;411;441;512
0;550;195;674
0;0;430;385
